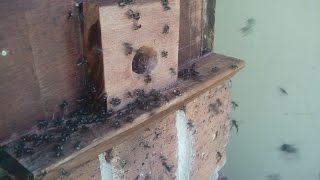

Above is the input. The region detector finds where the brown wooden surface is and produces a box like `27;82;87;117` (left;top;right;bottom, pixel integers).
84;0;180;110
0;0;83;143
4;53;244;179
0;0;216;145
178;0;203;66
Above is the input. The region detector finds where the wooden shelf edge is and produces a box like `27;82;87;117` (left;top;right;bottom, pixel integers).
2;53;244;180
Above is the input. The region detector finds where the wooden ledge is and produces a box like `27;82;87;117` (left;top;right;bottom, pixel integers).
2;53;244;179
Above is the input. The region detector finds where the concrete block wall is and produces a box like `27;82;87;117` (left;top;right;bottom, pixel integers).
66;81;231;180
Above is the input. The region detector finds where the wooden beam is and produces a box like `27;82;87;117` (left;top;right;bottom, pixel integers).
2;53;244;180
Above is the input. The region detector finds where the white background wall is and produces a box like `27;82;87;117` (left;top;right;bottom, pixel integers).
214;0;320;179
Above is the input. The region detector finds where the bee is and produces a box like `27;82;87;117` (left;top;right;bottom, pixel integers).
161;0;171;11
113;121;122;128
144;75;152;84
124;42;134;55
230;119;239;133
126;116;134;122
173;89;182;97
230;64;238;69
74;141;81;150
60;100;68;110
279;143;298;154
279;87;288;95
216;151;222;162
37;119;49;129
159;155;173;172
110;98;121;106
77;56;88;66
162;24;170;34
127;9;140;20
161;51;168;58
127;91;134;98
53;144;64;157
187;120;194;129
60;168;71;177
211;66;220;73
169;68;176;76
133;22;142;30
118;0;133;7
231;101;239;110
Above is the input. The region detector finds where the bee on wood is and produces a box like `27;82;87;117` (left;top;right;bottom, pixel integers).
127;9;140;20
127;91;134;98
133;22;142;30
161;0;171;11
144;75;152;84
113;120;122;128
162;24;170;34
53;144;64;157
110;98;121;106
159;155;173;172
60;168;71;177
173;89;182;97
161;51;168;58
37;119;49;129
77;56;87;66
230;64;238;69
169;68;176;76
211;66;220;73
74;141;81;150
124;42;134;55
118;0;133;7
187;120;194;129
60;100;68;110
230;119;239;133
216;151;222;162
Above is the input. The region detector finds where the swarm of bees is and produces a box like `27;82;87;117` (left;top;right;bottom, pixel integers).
178;63;201;81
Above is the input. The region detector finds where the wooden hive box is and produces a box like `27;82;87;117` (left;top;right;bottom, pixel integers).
84;0;180;110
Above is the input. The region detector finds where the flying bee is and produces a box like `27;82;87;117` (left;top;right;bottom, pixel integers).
279;143;298;154
231;101;239;110
279;87;288;95
230;119;239;133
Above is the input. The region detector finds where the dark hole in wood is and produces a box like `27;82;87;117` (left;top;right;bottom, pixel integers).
132;46;158;74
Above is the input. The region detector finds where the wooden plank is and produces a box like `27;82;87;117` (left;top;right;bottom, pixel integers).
0;0;83;143
84;0;180;110
202;0;216;53
3;53;244;180
0;0;44;144
178;0;203;66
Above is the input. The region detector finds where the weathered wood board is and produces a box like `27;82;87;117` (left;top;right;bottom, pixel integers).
3;53;244;179
84;0;180;110
0;0;83;144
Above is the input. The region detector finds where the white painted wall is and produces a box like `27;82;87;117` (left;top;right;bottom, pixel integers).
214;0;320;179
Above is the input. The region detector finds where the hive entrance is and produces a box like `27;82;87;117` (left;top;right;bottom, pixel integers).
132;46;158;74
